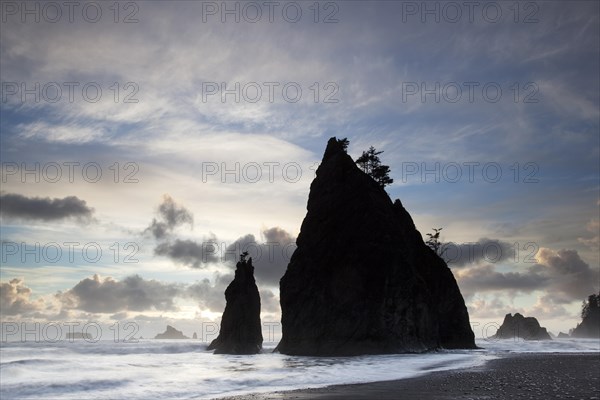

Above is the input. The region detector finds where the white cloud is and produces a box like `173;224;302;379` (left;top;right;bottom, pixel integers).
0;278;45;316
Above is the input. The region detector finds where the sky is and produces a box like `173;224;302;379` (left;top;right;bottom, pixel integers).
1;0;599;340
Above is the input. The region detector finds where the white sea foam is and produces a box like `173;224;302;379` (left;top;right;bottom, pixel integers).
1;338;597;399
476;336;600;353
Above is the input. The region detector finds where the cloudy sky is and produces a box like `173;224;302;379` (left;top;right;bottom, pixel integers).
1;1;598;339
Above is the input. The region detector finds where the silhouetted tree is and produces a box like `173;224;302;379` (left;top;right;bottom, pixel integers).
426;228;444;255
356;146;380;173
572;292;600;338
372;164;394;187
355;146;394;187
582;293;600;319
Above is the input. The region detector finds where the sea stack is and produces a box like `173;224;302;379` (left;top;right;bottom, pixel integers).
494;313;552;340
208;255;263;354
277;137;475;356
571;293;600;338
154;325;189;339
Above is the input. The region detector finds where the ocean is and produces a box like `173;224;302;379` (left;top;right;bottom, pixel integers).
1;338;599;399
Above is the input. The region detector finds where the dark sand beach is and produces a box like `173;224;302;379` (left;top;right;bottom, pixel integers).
221;353;600;400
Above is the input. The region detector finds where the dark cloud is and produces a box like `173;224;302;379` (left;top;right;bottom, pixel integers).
226;227;296;285
455;248;599;304
535;248;599;303
456;265;548;297
0;193;93;222
143;193;295;283
144;196;295;277
185;274;231;312
442;238;517;268
167;226;297;281
145;195;221;269
154;237;220;269
2;268;278;322
60;274;182;313
185;275;280;315
57;272;270;316
0;278;44;316
145;195;193;239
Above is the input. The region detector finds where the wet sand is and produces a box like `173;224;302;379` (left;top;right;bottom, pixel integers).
221;353;600;399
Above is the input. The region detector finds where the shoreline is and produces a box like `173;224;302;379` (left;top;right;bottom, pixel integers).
219;353;600;400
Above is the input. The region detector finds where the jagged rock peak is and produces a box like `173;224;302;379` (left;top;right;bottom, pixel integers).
494;313;552;341
276;137;475;356
208;257;263;354
323;137;345;161
154;325;189;339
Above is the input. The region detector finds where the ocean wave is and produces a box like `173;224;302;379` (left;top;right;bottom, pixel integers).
1;379;131;399
1;340;208;356
0;339;597;399
0;358;60;368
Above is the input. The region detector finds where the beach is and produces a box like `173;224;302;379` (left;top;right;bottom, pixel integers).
221;353;600;400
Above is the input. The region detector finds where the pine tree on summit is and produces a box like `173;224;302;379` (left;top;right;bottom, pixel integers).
355;146;394;188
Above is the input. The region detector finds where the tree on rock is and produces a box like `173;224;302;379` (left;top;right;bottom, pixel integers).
355;146;393;187
571;292;600;338
277;137;475;356
355;146;381;174
581;293;599;320
337;137;349;152
426;228;443;254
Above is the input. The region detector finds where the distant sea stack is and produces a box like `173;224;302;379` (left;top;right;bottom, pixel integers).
155;325;189;339
494;313;552;340
208;256;263;354
66;332;92;340
277;137;476;356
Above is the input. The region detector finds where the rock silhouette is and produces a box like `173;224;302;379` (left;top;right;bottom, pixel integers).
66;332;92;340
277;137;475;356
208;256;262;354
493;313;551;340
557;332;570;338
193;332;198;339
571;293;600;338
154;325;189;339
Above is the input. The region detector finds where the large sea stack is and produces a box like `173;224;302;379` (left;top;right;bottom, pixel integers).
208;256;263;354
493;313;552;340
277;138;475;356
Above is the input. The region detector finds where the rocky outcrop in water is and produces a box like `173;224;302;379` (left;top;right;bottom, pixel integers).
155;325;189;339
571;293;600;338
276;137;476;356
493;313;551;340
208;256;262;354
